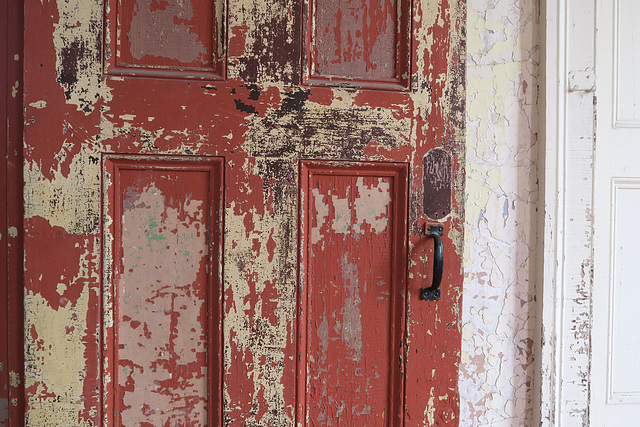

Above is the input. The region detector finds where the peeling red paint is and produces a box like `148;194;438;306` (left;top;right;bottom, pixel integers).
305;0;411;89
299;163;408;425
103;157;224;425
21;0;465;423
24;216;96;311
105;0;224;79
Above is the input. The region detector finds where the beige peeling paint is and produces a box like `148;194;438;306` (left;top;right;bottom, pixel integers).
24;146;101;233
311;177;391;241
8;372;20;388
24;285;93;426
222;160;298;425
53;0;109;113
354;177;391;234
460;0;539;425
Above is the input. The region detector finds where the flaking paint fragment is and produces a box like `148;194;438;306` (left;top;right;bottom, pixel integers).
311;188;329;245
29;100;47;109
54;0;110;113
354;177;391;234
9;371;20;388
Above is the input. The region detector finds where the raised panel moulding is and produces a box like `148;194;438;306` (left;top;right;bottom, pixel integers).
102;155;224;425
608;178;640;403
304;0;411;90
614;0;640;126
297;161;408;425
104;0;226;79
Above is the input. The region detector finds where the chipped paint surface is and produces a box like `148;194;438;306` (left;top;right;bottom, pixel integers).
22;0;466;424
124;0;211;66
302;167;405;425
461;0;539;425
116;178;209;425
314;0;397;79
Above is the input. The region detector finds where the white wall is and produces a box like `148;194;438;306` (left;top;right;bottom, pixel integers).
461;0;539;425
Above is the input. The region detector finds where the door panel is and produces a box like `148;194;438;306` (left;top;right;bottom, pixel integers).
298;162;407;425
608;180;640;403
22;0;465;424
103;157;224;426
593;0;640;423
304;0;411;89
104;0;225;79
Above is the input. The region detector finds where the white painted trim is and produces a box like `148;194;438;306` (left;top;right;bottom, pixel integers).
540;0;564;423
607;178;640;405
540;0;596;425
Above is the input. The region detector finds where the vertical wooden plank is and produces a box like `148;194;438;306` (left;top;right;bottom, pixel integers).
541;0;597;424
1;0;23;421
298;161;408;426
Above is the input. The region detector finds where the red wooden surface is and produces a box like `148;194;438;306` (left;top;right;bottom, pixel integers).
305;0;411;89
104;157;223;426
298;162;408;425
104;0;225;78
1;0;24;422
21;0;465;424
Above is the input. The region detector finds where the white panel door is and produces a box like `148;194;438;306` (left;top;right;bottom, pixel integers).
592;0;640;424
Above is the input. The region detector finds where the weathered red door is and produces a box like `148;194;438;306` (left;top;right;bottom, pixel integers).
21;0;465;424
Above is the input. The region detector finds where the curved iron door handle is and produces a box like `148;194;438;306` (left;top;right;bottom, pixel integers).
420;225;444;301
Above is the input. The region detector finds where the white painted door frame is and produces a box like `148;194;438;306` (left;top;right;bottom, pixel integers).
540;0;597;425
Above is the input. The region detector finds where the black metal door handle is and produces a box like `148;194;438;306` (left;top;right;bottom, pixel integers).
420;225;444;301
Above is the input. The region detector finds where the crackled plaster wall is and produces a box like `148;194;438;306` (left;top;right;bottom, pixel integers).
461;0;539;425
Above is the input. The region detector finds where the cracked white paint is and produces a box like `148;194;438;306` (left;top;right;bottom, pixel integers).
461;0;538;425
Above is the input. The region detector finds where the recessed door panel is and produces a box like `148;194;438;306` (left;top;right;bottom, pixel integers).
304;0;411;89
103;156;223;426
104;0;226;78
298;162;407;425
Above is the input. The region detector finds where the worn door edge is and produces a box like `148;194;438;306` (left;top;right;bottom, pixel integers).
539;0;597;425
1;0;25;423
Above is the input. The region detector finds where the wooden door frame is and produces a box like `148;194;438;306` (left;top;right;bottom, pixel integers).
1;0;24;423
539;0;597;425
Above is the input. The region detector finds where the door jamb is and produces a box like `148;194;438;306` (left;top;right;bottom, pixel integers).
539;0;597;425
